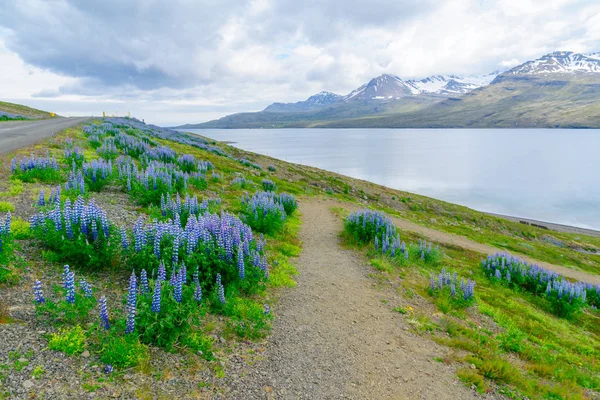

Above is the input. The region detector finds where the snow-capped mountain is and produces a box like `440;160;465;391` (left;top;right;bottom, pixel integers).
342;74;414;101
405;72;499;95
264;91;342;112
505;51;600;75
342;72;499;102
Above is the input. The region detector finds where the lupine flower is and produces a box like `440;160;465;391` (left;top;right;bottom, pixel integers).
103;365;113;374
37;190;45;206
139;269;149;294
33;280;45;303
125;271;137;334
263;304;271;315
216;273;226;304
65;271;75;304
174;271;183;303
80;279;93;298
4;212;10;235
193;283;202;302
157;260;167;282
193;267;200;287
238;247;245;280
152;279;161;313
98;296;110;330
120;227;129;250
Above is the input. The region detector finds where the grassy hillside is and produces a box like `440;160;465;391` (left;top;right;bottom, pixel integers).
0;101;54;120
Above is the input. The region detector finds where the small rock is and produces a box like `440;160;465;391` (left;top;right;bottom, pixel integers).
81;350;90;358
23;380;34;389
219;336;226;344
470;364;476;370
363;195;368;200
18;357;28;363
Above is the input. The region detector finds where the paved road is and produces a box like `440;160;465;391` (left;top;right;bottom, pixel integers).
0;117;90;155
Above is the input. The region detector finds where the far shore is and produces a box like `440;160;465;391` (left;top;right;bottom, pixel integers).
485;212;600;237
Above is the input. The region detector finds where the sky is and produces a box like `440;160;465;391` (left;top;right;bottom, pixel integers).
1;0;599;126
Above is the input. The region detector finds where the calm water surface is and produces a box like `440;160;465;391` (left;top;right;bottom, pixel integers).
185;128;600;230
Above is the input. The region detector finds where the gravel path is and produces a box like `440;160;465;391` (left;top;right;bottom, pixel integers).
225;198;482;399
386;212;600;285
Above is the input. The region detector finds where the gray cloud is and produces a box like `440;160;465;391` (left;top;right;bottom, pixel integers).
1;0;600;125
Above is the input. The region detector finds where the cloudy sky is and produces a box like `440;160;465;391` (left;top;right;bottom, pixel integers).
1;0;599;125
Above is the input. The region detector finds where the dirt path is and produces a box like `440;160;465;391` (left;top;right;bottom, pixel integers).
323;198;600;285
225;198;484;399
386;213;600;285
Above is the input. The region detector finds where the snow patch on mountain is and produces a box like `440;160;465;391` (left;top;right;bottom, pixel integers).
506;51;600;75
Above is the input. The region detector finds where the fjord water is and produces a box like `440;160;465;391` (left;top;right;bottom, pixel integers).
186;128;600;230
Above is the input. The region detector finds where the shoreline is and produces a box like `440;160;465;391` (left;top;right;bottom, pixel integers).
484;212;600;237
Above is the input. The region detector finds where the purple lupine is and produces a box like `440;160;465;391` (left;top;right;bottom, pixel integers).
120;227;129;250
193;283;202;302
80;279;93;298
37;190;45;206
98;296;110;330
125;271;137;334
193;267;200;287
65;272;75;304
140;269;149;294
157;261;166;282
180;262;187;284
62;264;71;289
103;365;113;374
237;247;245;280
216;273;226;304
33;280;45;303
4;212;10;235
430;275;435;291
152;279;161;313
174;271;183;303
263;304;271;315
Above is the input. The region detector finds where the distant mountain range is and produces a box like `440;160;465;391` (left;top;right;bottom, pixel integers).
177;51;600;129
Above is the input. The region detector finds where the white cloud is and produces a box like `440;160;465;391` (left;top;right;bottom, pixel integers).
0;0;599;125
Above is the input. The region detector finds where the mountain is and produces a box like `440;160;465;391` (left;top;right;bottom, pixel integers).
503;51;600;75
264;91;343;112
405;72;498;95
176;51;600;129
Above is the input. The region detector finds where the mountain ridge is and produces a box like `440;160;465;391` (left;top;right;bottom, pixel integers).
176;50;600;129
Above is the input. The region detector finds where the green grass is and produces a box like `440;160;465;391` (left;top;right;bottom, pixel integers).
340;215;600;399
0;101;54;119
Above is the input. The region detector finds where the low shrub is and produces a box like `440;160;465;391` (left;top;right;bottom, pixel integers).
428;267;476;311
231;176;253;189
126;211;269;292
262;179;276;192
11;154;62;183
241;192;286;234
30;197;117;270
483;254;588;319
344;209;397;244
82;159;114;192
99;334;149;369
48;325;86;355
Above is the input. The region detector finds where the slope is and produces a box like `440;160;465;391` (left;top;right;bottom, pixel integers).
0;101;54;119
